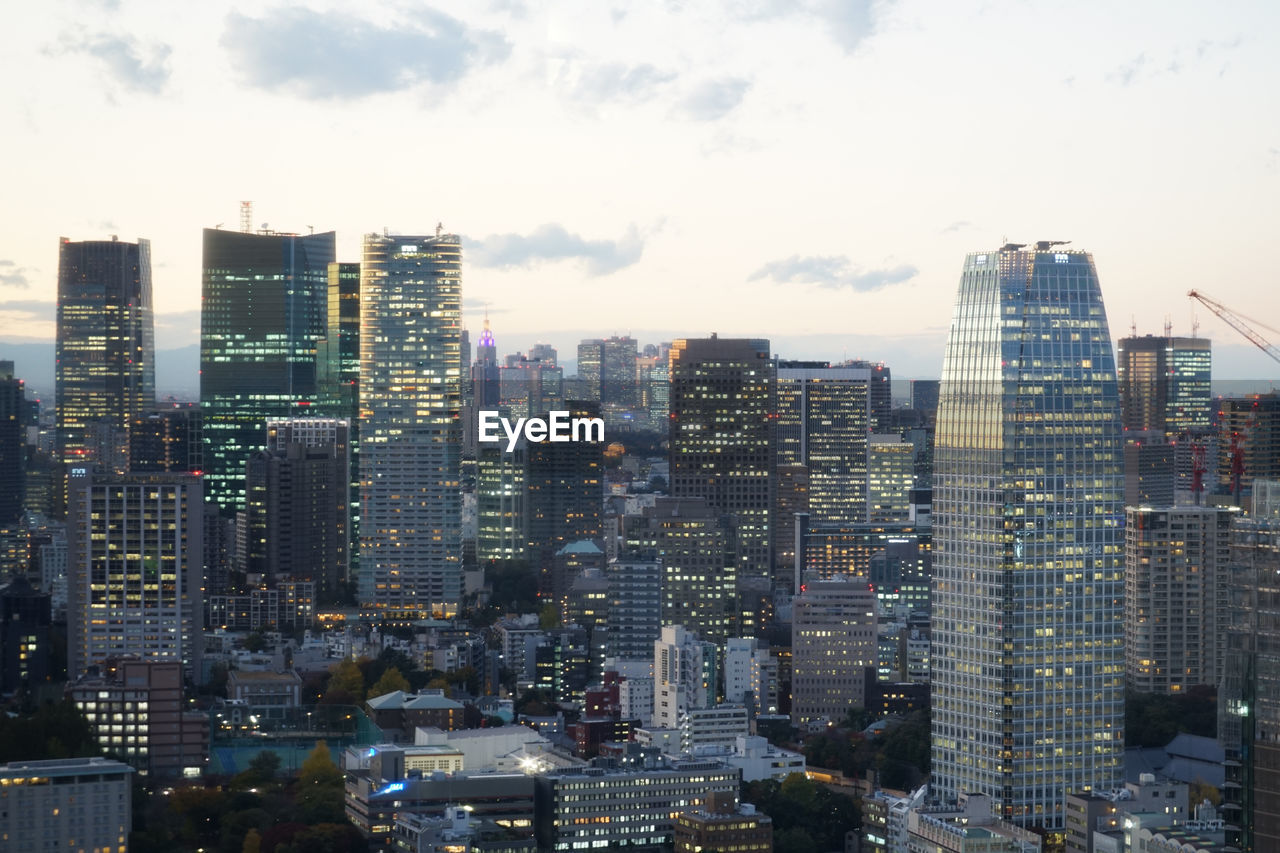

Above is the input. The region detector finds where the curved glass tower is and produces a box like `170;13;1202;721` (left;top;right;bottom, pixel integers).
930;243;1124;827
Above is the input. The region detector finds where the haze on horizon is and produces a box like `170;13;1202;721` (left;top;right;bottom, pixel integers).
2;0;1278;381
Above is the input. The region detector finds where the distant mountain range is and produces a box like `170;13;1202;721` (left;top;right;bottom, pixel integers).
1;342;200;401
2;339;1276;407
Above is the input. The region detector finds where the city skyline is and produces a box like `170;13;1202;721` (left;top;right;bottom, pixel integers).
2;2;1280;382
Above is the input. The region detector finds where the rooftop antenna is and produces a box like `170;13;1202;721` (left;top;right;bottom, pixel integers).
239;201;253;234
1191;308;1200;338
1130;315;1137;337
306;225;314;235
436;222;444;238
1164;315;1172;338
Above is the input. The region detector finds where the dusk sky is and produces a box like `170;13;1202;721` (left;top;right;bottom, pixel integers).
2;0;1278;385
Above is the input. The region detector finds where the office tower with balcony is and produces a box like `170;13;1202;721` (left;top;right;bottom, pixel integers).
66;467;202;678
200;227;335;516
669;335;775;584
930;243;1125;827
1125;505;1236;693
791;579;878;726
359;231;463;617
1116;334;1211;435
55;237;155;473
776;361;870;524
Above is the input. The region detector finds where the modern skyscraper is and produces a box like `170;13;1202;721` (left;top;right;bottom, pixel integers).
1125;505;1236;694
791;579;877;726
128;407;202;473
359;231;463;617
577;337;638;407
66;467;202;678
669;335;775;583
606;553;663;664
0;362;27;526
55;237;155;471
931;243;1125;827
473;317;501;408
1116;334;1211;435
776;362;871;524
867;434;914;523
476;440;527;563
323;261;362;580
200;227;335;516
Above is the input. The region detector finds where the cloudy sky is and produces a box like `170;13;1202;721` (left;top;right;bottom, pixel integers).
2;0;1279;382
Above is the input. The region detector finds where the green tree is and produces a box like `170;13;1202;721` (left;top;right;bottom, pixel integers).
241;828;262;853
243;631;268;653
295;741;345;824
539;602;561;630
368;666;410;699
323;659;365;704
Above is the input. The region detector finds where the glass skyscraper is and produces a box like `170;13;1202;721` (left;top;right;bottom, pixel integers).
200;228;336;516
55;237;155;469
1116;334;1211;435
359;231;463;617
931;243;1125;827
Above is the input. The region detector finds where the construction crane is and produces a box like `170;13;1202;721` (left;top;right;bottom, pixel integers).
1187;289;1280;365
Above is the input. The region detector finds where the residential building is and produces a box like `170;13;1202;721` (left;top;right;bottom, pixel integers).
0;576;52;691
653;625;718;730
66;467;202;678
1125;505;1236;692
359;231;463;617
930;244;1125;826
723;637;779;717
605;553;663;664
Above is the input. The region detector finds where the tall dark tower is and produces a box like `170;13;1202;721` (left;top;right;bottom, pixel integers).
669;335;776;584
473;315;501;408
200;227;335;516
0;362;26;527
931;243;1124;827
55;237;155;472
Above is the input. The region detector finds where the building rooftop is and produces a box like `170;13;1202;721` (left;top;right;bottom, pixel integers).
0;756;133;778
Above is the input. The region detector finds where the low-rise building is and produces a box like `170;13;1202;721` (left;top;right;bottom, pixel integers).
366;690;464;740
675;790;773;853
533;756;740;852
0;757;132;852
226;669;302;719
68;659;209;777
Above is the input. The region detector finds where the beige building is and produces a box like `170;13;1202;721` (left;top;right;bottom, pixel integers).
791;579;877;725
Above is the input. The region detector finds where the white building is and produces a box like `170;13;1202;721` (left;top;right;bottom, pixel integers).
653;625;718;730
359;231;464;618
0;757;133;852
723;637;779;716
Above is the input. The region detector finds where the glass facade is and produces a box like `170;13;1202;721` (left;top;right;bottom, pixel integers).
931;246;1124;827
55;237;155;468
200;229;336;516
359;232;462;617
1116;335;1211;435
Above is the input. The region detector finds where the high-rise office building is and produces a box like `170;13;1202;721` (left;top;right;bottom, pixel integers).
0;362;26;526
867;434;914;523
66;467;202;678
577;337;638;406
128;407;202;473
931;244;1125;827
669;336;775;583
473;317;501;408
200;227;335;515
359;231;463;617
526;400;603;595
625;498;735;645
776;362;870;524
843;359;892;433
791;579;877;726
1125;505;1236;693
910;379;941;419
1116;334;1211;435
55;237;155;471
476;440;527;563
605;553;663;664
